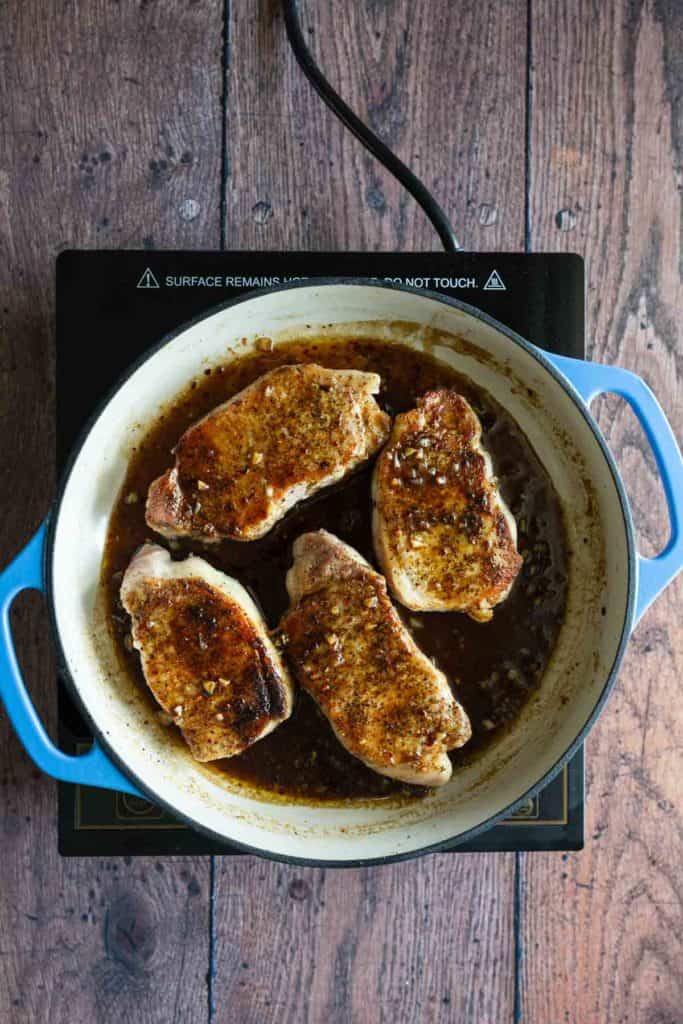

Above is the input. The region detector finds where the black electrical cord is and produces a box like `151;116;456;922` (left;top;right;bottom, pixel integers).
282;0;462;252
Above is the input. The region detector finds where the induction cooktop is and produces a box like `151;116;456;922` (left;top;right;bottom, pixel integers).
56;249;585;856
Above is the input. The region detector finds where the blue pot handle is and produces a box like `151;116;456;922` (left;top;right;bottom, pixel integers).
0;522;142;795
545;353;683;624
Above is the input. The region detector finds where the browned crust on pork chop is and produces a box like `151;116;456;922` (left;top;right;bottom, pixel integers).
120;545;293;761
280;530;471;786
146;363;390;542
372;390;522;621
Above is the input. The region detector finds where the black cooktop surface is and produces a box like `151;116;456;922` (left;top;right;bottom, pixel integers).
56;250;585;856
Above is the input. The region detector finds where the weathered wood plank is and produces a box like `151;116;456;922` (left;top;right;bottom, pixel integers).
523;2;683;1021
225;0;527;252
214;3;527;1022
0;1;222;1020
214;854;515;1024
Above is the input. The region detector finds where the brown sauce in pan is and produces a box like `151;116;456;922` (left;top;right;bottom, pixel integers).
102;337;568;803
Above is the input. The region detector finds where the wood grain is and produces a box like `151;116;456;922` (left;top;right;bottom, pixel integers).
213;854;515;1024
0;1;222;1021
213;3;527;1022
522;2;683;1021
225;0;527;252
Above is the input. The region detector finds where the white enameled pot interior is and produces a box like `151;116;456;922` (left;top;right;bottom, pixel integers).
51;284;629;861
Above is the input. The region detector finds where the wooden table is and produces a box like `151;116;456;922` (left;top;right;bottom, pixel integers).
1;2;681;1021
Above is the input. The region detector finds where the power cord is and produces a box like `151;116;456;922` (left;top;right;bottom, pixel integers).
282;0;462;252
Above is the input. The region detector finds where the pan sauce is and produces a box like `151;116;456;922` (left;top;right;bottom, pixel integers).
102;337;568;802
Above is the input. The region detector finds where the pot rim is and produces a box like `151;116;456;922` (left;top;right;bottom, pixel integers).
44;277;636;866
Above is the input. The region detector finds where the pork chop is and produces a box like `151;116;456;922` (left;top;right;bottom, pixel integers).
372;390;522;621
280;530;471;787
120;543;293;762
146;363;390;542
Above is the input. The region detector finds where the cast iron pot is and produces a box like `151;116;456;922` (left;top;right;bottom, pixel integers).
1;281;682;866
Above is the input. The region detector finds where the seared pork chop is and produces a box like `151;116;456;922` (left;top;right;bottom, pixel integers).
120;544;293;762
372;390;522;621
146;363;390;542
280;530;471;787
